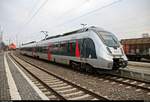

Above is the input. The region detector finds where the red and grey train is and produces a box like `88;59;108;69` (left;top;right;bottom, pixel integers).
20;26;128;71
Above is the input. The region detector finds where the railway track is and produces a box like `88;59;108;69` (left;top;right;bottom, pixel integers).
69;70;150;93
72;69;150;92
99;73;150;92
9;53;108;100
12;53;150;99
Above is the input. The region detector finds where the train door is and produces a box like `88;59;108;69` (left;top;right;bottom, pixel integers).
81;38;97;66
80;39;87;62
80;38;96;72
81;38;97;59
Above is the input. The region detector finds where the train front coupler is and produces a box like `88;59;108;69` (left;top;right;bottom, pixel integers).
119;59;128;68
113;58;128;70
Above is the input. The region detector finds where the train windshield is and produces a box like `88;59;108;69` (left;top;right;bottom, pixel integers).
98;31;120;47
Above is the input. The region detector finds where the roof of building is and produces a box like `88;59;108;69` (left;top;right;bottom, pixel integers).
121;37;150;44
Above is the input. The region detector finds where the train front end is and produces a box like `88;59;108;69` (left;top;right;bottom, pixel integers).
107;46;128;70
95;30;128;70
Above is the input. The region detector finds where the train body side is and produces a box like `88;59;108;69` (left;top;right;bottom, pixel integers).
20;27;128;70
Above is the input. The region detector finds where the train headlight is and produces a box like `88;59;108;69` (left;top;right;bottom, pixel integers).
106;47;112;54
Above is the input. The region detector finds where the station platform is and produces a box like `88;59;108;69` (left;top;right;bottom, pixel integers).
0;52;49;100
128;61;150;68
119;62;150;82
0;52;10;100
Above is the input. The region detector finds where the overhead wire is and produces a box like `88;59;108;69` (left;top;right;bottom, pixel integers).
18;0;149;42
16;0;40;34
16;0;48;44
48;0;122;30
17;0;48;33
48;0;150;38
43;0;90;28
24;0;48;25
21;0;40;25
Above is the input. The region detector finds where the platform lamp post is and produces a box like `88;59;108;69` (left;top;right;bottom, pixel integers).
40;31;48;40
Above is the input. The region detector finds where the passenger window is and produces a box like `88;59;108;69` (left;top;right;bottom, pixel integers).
69;40;76;56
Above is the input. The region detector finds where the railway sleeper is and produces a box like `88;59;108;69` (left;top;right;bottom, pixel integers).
57;88;77;93
63;91;83;97
50;83;67;88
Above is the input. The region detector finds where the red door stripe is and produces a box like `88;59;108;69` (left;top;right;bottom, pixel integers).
48;46;51;60
70;43;73;56
75;40;80;57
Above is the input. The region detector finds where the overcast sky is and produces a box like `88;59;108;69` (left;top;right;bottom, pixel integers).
0;0;150;46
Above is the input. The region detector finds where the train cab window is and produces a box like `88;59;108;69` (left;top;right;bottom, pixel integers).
82;38;97;59
98;31;120;47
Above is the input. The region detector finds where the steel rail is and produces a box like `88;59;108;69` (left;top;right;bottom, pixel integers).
10;53;108;100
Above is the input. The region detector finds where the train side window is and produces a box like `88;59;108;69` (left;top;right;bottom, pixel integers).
60;43;66;55
69;40;76;56
50;43;54;54
51;43;57;54
67;41;70;56
57;43;61;55
64;42;68;56
37;46;40;52
42;46;48;53
60;42;67;55
35;47;38;52
39;47;42;52
69;42;73;56
53;43;60;55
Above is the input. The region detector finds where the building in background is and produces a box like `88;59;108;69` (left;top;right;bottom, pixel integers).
121;34;150;61
142;33;149;38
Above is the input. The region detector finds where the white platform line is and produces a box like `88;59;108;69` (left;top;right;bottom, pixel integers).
7;54;49;100
4;53;21;100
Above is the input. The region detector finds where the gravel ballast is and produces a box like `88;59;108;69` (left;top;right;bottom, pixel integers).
14;52;150;100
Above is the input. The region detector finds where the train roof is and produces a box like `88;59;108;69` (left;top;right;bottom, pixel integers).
45;26;104;40
121;37;150;44
20;26;106;48
22;41;36;45
21;41;37;48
